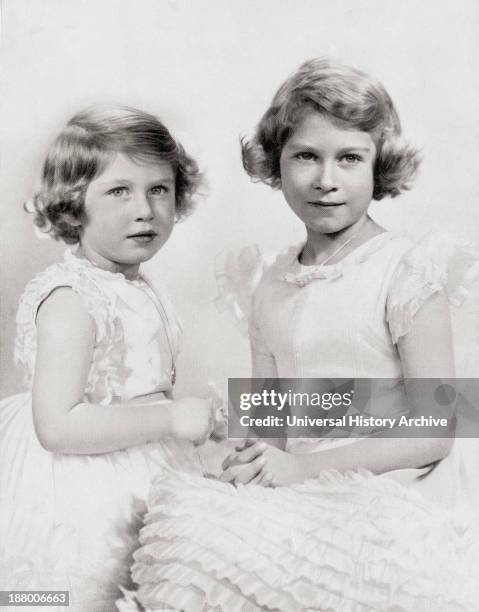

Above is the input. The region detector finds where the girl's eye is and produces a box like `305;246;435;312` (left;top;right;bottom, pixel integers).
340;154;362;165
295;152;317;162
108;186;129;197
150;185;168;195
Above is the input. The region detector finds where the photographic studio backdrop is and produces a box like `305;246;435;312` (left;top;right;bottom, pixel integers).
1;0;479;398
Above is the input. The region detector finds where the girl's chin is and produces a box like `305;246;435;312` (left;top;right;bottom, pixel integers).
111;250;161;271
304;221;347;235
125;242;163;259
303;215;371;237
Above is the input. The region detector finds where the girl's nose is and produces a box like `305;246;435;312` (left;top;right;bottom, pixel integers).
134;193;154;221
312;162;338;192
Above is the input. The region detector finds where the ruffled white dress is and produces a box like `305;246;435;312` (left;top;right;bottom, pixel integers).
0;251;203;612
125;233;479;612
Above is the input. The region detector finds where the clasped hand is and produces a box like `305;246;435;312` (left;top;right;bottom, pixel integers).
220;439;304;487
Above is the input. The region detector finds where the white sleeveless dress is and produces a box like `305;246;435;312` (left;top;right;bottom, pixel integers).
124;233;479;612
0;251;202;612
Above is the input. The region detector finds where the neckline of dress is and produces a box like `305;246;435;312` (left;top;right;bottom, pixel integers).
294;231;396;269
64;249;147;285
279;232;399;286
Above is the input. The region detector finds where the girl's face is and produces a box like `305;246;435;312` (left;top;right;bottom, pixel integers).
279;111;376;237
80;153;176;278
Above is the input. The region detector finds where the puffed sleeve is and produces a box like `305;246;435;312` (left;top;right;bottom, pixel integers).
386;233;479;344
215;245;278;377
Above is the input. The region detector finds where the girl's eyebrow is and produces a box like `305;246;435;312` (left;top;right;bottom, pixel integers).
96;179;133;187
337;146;372;154
97;177;175;187
285;141;372;153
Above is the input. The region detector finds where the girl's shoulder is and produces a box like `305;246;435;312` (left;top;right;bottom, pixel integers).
215;244;283;334
386;232;479;343
15;251;116;375
17;250;115;325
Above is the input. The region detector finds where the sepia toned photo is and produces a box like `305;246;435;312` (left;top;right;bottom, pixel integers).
1;1;479;610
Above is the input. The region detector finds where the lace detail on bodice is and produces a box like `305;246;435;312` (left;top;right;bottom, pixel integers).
215;234;398;328
278;232;397;286
14;251;179;404
216;233;479;347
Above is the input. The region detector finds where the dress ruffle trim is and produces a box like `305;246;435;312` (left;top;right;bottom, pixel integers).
122;470;479;612
214;234;399;333
215;245;271;336
215;233;479;345
386;233;479;343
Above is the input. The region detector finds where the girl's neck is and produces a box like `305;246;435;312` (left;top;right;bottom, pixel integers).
300;217;384;266
76;245;140;280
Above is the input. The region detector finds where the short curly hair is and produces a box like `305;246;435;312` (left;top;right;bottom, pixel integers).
31;106;201;244
242;58;420;200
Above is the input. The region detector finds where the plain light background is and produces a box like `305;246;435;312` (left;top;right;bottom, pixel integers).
1;0;479;398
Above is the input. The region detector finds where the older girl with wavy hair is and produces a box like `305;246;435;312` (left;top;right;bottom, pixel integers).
126;58;479;612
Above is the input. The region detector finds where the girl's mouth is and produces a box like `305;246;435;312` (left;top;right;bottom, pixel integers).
127;232;158;244
308;201;345;208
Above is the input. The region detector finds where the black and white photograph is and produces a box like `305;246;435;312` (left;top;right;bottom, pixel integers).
1;1;479;610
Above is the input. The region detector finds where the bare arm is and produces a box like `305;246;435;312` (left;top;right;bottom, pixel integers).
33;288;214;454
250;323;286;450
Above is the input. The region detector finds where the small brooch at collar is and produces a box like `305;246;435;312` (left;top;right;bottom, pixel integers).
282;264;343;286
